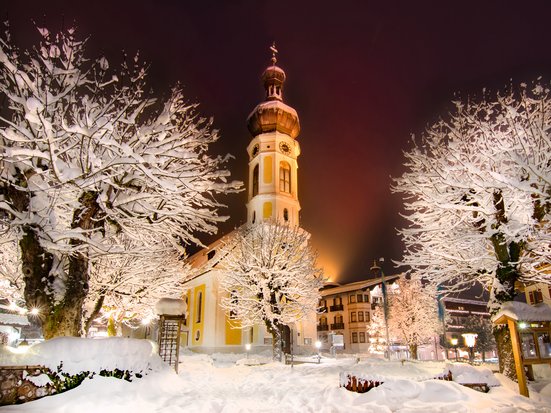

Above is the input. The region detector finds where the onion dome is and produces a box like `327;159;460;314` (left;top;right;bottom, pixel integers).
247;44;300;139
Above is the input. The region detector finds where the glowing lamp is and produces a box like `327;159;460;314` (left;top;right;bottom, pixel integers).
315;340;322;349
462;333;478;348
30;308;39;316
245;343;251;351
518;322;528;329
450;337;458;346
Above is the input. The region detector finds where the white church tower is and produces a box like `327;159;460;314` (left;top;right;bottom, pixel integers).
246;44;301;226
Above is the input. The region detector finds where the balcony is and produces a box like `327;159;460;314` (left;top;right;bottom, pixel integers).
329;304;344;312
330;323;345;330
317;324;329;331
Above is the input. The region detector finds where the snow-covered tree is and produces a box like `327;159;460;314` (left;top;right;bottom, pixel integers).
83;232;190;333
218;221;324;361
366;304;387;354
386;278;441;359
393;81;551;376
462;315;496;362
0;24;240;338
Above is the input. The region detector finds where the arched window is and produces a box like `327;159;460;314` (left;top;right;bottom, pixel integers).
279;161;291;193
283;208;289;222
252;164;259;197
196;292;203;323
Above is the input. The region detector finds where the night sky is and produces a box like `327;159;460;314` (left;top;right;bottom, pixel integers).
4;1;551;283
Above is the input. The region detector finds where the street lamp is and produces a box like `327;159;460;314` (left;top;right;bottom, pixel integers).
462;333;478;364
315;340;322;364
450;337;458;362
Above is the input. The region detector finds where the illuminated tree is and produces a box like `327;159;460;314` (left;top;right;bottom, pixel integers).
366;304;387;354
386;278;441;359
218;222;324;361
394;81;551;377
0;24;240;338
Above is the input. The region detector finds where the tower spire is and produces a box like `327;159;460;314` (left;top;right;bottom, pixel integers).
270;41;278;65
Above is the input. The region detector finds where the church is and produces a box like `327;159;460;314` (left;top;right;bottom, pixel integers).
180;47;318;354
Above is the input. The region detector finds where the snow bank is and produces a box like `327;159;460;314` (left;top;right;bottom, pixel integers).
3;352;551;412
0;337;166;376
155;298;186;316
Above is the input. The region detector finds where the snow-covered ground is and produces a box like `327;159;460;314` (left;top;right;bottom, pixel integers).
2;339;551;412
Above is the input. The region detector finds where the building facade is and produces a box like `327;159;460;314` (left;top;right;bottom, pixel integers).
317;276;399;353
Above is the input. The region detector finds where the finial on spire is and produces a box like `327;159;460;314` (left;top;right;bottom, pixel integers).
270;41;278;65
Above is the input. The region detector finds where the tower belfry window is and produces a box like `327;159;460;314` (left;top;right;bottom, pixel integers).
252;164;259;197
280;162;291;193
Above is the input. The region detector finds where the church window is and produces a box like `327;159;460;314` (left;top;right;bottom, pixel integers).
230;290;238;319
196;292;203;323
283;208;289;222
279;161;291;193
252;164;259;197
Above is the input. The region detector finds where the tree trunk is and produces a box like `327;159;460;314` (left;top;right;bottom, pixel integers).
494;325;519;381
20;227;54;333
267;321;283;362
84;294;106;335
409;343;418;360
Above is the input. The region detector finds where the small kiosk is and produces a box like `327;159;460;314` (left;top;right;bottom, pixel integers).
492;301;551;397
155;298;187;373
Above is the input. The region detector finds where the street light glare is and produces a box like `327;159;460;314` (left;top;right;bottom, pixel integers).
30;308;39;315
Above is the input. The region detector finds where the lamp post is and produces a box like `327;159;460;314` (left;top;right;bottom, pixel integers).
371;257;390;360
450;337;458;361
315;340;322;364
462;333;478;364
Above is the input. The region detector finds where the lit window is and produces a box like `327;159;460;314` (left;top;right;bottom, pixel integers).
279;161;291;193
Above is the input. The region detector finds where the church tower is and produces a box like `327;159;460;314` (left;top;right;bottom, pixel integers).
246;44;301;226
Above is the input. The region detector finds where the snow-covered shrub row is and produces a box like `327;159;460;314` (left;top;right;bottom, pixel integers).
1;338;167;377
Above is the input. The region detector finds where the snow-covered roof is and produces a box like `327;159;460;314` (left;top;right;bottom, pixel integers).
155;298;186;316
0;313;30;326
492;301;551;323
320;274;401;297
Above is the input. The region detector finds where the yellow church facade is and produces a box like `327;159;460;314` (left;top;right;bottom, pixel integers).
180;48;317;354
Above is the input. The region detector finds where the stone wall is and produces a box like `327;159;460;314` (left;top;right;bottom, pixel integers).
0;365;56;406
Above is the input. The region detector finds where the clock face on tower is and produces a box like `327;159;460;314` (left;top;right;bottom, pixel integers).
279;141;291;155
252;144;260;157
